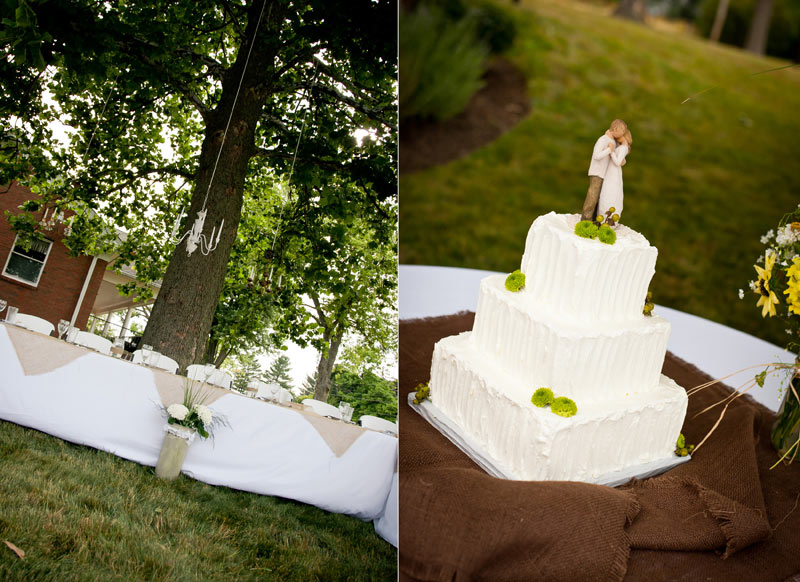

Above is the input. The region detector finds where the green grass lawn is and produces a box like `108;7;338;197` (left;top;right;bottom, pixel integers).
0;421;396;581
400;0;800;348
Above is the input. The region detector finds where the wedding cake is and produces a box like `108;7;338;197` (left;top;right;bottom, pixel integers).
427;212;688;482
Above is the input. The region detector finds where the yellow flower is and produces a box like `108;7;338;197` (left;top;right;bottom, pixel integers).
758;288;779;317
754;251;779;317
785;257;800;315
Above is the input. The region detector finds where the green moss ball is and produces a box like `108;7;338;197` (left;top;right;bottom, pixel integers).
551;396;578;417
531;387;555;408
575;220;599;239
505;269;526;292
597;224;617;245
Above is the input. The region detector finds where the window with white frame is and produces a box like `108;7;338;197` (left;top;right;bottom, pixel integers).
2;236;53;286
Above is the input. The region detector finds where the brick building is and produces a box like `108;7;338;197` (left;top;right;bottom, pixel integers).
0;181;158;335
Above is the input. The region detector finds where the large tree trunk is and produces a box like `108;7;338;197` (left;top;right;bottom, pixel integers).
710;0;730;42
744;0;774;55
141;0;279;370
614;0;647;22
314;334;342;402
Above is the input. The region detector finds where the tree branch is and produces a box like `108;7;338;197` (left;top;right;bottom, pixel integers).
310;293;329;331
253;147;342;170
102;165;196;196
312;56;375;103
219;0;247;40
277;82;393;129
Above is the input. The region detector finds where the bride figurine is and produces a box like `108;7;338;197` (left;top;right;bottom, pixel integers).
598;128;632;228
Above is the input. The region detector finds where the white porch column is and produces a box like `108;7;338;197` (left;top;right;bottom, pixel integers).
119;307;134;340
71;255;99;328
102;312;113;335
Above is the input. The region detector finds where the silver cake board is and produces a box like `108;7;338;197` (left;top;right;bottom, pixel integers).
408;394;690;487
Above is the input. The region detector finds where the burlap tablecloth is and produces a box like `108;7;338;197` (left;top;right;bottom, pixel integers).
399;313;800;582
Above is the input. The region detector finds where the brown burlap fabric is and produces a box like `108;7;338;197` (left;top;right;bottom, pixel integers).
399;313;800;582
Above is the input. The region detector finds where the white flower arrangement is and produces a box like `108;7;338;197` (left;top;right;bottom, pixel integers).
195;404;213;426
167;404;189;422
163;381;226;439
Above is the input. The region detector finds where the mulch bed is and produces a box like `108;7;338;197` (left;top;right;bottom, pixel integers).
400;57;530;174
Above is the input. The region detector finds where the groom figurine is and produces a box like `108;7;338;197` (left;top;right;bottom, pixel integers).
581;119;627;221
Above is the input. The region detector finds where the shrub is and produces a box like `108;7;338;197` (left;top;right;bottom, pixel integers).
399;4;488;122
471;0;517;54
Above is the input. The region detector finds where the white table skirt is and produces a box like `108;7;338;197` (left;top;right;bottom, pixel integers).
0;324;398;545
399;265;795;413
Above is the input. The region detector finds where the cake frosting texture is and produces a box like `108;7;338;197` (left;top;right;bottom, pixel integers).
520;212;657;323
429;212;688;482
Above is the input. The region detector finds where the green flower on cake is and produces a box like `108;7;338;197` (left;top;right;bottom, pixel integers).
674;433;695;457
597;224;616;245
575;220;616;245
531;387;555;408
551;397;578;418
505;270;526;292
575;220;598;239
413;383;431;405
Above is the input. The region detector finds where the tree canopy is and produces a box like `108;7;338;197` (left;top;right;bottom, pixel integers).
328;367;397;423
1;0;398;369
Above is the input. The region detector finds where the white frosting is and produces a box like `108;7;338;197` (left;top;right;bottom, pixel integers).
430;332;687;481
471;275;670;403
520;212;657;323
427;211;688;483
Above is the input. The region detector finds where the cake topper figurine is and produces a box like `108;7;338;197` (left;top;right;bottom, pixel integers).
581;119;632;228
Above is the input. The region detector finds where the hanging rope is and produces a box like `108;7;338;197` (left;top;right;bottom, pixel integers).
203;0;271;209
170;0;272;257
267;59;321;263
81;70;121;163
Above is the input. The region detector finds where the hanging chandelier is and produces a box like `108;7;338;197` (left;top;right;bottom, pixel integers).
170;207;224;256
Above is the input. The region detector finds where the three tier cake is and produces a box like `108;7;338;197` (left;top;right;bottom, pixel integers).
427;212;688;482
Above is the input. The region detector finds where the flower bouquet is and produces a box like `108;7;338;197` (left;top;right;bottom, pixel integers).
744;207;800;464
690;208;800;466
156;381;223;480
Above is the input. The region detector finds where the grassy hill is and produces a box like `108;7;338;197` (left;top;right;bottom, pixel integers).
399;0;800;349
0;421;395;581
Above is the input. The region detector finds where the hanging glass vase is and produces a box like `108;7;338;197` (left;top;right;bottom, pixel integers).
770;371;800;462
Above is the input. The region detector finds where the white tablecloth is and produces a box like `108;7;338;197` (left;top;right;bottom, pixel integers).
0;323;398;545
399;265;795;413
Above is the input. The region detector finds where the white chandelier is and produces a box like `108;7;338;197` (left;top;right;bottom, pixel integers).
170;207;224;256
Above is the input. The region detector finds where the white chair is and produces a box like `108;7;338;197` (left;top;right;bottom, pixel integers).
302;398;342;419
72;330;113;355
249;380;281;401
279;388;293;405
131;350;179;374
186;364;233;389
13;313;55;336
359;415;398;435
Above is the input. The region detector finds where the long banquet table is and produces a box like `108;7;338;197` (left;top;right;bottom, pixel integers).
0;323;398;545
